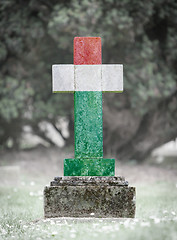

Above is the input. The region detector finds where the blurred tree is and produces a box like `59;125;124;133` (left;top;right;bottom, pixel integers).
0;0;176;161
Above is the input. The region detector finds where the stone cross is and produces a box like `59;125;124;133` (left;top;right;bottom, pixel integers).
52;37;123;176
44;37;135;219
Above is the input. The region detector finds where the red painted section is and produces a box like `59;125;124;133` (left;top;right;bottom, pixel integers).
74;37;102;65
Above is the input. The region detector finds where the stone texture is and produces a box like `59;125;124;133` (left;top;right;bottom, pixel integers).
51;176;128;186
52;64;74;92
44;176;136;218
64;158;115;176
102;64;123;92
74;91;103;159
75;65;101;91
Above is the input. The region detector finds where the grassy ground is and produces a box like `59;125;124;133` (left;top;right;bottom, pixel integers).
0;147;177;239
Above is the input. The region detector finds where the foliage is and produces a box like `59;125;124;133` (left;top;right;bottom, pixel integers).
0;0;176;158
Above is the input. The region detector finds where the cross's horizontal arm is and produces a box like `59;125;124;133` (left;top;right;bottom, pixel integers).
52;64;123;92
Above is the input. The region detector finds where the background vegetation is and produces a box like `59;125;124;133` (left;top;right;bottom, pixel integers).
0;0;177;161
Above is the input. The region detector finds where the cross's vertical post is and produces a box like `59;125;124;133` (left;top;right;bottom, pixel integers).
64;37;115;176
74;37;103;159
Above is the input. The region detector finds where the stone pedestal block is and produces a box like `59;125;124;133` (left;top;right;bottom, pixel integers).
44;177;136;218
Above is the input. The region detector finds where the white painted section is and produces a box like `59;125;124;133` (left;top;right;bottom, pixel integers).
52;64;123;92
52;65;74;92
102;64;123;92
75;65;101;91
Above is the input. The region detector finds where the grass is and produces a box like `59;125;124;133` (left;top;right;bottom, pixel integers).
0;179;177;240
0;147;177;239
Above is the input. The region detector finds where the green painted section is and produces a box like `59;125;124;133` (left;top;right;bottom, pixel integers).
63;91;115;176
74;91;103;159
64;158;115;176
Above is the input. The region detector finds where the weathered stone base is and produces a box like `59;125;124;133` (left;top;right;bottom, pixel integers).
44;177;136;218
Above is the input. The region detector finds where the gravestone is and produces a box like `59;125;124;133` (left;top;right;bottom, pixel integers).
44;37;136;218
